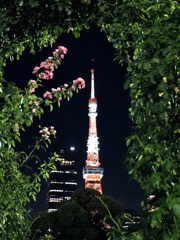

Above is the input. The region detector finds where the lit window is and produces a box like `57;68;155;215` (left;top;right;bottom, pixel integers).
48;209;57;212
64;197;71;200
65;182;77;185
65;170;77;174
51;180;63;184
49;197;63;202
49;189;63;192
60;160;75;166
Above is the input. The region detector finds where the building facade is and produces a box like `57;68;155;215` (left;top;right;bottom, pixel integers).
47;148;77;212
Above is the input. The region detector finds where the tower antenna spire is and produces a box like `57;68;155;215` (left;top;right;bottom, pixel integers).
83;66;104;194
91;60;95;99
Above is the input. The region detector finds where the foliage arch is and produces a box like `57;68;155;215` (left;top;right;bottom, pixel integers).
0;1;179;239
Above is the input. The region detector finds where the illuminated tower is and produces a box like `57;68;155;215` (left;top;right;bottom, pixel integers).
83;68;104;194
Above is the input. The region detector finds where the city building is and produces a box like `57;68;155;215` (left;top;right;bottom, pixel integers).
83;68;104;193
47;147;77;212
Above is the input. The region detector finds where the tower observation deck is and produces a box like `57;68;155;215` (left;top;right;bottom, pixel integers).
83;68;104;194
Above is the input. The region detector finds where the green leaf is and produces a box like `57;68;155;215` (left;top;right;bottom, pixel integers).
151;58;160;64
32;194;36;201
163;232;171;240
50;104;53;112
126;137;132;147
142;62;151;70
173;204;180;218
124;78;131;90
74;31;80;38
150;218;157;228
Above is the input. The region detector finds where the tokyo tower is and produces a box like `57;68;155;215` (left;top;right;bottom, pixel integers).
83;68;104;194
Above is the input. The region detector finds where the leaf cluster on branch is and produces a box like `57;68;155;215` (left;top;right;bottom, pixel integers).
97;1;180;239
0;0;179;239
0;43;85;239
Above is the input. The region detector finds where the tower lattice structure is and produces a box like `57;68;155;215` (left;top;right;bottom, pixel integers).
83;68;104;194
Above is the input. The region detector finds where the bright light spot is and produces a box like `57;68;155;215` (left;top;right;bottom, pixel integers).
70;147;75;151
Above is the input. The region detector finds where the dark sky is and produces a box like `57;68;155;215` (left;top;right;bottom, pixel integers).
4;24;144;216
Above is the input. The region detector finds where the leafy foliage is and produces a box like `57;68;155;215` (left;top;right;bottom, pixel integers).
31;188;123;240
0;0;94;64
0;43;85;239
98;0;180;239
97;196;143;240
0;0;179;239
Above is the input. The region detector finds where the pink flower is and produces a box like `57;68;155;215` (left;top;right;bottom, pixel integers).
40;61;54;71
30;80;37;85
43;91;53;99
32;108;36;113
53;51;59;57
58;46;68;54
29;88;35;93
51;88;57;92
64;84;68;88
58;97;62;101
40;61;46;68
39;72;46;79
34;101;39;106
49;66;54;71
28;101;33;105
73;78;85;89
48;71;54;79
39;71;54;80
60;54;64;59
45;70;53;79
39;126;56;139
57;87;61;91
43;92;47;98
71;85;76;91
32;66;40;74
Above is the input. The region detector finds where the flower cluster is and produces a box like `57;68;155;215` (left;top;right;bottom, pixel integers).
52;46;68;58
73;77;85;89
43;84;67;101
28;100;39;113
32;46;68;80
28;79;38;94
27;45;85;115
39;126;56;140
42;78;85;102
43;91;53;99
27;79;41;113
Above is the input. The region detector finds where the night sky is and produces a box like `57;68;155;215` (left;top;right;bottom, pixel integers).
4;24;144;216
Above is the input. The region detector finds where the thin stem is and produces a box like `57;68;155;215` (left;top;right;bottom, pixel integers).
20;138;42;167
96;196;124;237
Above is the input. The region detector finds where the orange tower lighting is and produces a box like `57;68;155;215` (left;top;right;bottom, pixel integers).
83;68;104;194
